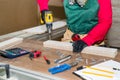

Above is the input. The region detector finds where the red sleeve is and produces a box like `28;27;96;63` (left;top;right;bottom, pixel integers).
37;0;49;12
82;0;112;46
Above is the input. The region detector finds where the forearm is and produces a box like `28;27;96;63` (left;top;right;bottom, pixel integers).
37;0;49;11
82;20;112;46
82;0;112;46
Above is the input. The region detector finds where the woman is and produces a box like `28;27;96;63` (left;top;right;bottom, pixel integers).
37;0;112;52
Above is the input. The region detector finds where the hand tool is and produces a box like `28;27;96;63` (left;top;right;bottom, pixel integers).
113;67;120;71
29;50;41;60
54;55;72;64
43;55;50;64
48;61;78;74
56;51;65;58
0;48;30;59
41;11;53;40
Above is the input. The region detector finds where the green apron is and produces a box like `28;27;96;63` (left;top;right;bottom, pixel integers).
63;0;99;34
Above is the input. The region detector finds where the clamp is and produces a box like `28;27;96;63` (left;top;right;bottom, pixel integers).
29;50;41;60
72;34;81;41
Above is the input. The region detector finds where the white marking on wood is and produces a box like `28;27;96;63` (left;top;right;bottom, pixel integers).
43;40;118;58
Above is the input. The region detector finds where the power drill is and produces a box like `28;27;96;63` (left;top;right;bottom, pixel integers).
41;11;53;40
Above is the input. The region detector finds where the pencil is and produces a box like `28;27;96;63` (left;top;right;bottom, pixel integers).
82;71;113;78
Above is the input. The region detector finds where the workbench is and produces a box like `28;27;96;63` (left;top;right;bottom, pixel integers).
0;39;120;80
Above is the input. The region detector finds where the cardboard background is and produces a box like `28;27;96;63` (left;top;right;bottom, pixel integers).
0;0;39;35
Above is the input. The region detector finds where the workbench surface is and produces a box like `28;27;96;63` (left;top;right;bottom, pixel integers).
0;39;120;80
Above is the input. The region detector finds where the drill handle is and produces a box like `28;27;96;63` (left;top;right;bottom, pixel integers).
40;10;53;24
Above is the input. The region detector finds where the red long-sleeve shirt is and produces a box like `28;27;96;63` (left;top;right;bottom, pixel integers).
37;0;49;11
37;0;112;46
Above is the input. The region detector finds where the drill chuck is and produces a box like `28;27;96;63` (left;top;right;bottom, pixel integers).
46;24;52;34
46;24;52;40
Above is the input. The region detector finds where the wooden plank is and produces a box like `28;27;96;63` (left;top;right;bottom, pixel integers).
0;31;26;40
22;20;66;34
43;40;118;58
0;38;23;50
0;20;66;40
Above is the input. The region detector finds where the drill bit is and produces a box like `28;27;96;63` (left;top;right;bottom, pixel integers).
46;24;52;40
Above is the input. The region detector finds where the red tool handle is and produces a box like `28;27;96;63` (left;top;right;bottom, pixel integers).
43;55;50;64
72;34;81;41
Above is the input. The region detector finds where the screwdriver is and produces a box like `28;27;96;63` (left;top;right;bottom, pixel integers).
43;55;50;65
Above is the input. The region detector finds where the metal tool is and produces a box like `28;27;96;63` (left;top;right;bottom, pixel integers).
69;61;78;67
56;51;65;58
54;55;72;64
48;61;78;74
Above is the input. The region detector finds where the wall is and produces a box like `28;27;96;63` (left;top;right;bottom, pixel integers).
49;0;66;21
107;0;120;48
0;0;39;35
0;0;65;35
